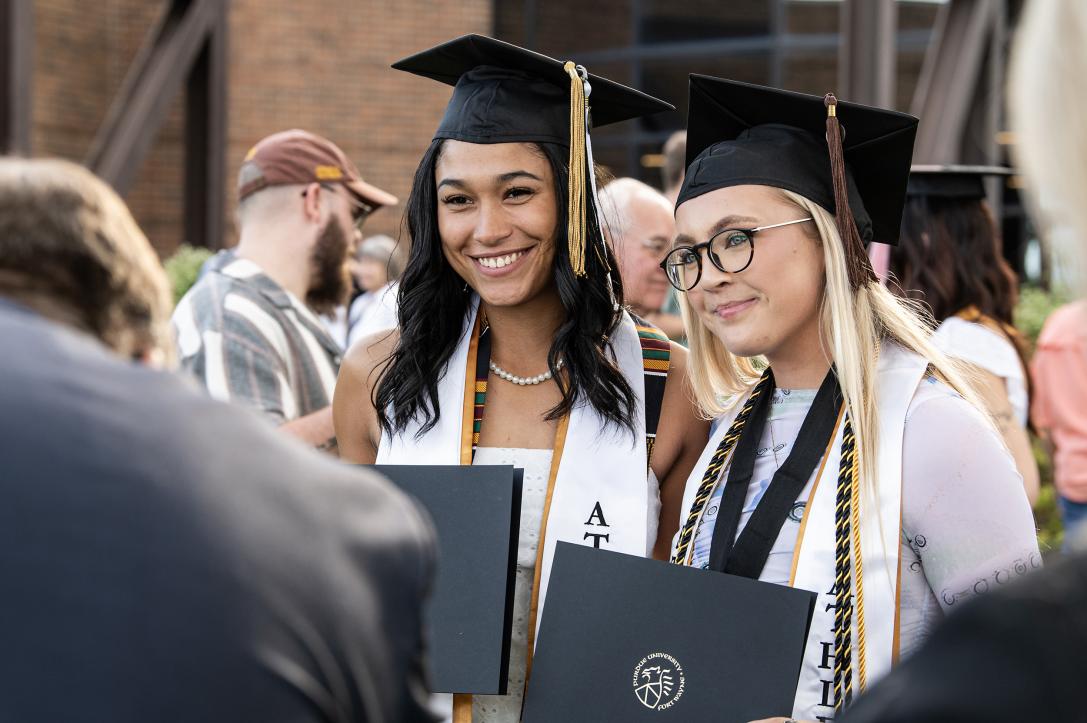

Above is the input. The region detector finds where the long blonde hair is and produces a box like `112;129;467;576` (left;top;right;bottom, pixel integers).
680;188;987;493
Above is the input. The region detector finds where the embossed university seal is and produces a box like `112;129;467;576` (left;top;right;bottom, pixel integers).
632;652;686;711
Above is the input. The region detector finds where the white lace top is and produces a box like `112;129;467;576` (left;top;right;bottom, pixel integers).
471;447;553;723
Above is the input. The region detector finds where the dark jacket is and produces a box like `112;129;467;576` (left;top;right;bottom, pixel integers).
0;300;436;723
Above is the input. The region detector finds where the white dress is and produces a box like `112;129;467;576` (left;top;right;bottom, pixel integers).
933;316;1028;427
471;447;552;723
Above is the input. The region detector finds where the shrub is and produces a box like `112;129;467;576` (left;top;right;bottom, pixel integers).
163;244;214;306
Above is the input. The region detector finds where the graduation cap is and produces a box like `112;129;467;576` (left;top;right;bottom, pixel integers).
393;34;673;277
906;165;1013;200
678;76;919;288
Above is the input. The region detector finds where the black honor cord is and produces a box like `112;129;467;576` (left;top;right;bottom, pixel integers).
708;368;843;578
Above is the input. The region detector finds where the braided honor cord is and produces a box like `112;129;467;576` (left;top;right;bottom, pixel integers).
832;413;867;711
670;372;773;565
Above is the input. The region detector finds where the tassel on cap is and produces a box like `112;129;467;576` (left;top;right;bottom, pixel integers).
824;93;877;291
564;61;588;277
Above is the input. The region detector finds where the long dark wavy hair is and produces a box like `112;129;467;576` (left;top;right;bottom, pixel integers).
374;139;636;439
889;194;1032;407
889;195;1018;325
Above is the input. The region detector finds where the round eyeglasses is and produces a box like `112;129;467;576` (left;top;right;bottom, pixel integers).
659;217;814;291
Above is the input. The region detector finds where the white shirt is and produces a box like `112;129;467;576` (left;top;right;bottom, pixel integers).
347;282;399;348
933;316;1028;427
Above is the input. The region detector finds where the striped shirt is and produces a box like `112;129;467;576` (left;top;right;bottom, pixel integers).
172;252;341;423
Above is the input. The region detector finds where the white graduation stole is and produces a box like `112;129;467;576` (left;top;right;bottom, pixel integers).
377;297;655;636
672;344;927;722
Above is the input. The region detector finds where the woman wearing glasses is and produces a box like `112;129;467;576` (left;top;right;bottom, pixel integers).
665;77;1039;723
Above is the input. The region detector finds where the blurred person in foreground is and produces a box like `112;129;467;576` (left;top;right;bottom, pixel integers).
841;2;1087;720
1032;300;1087;543
173;129;398;450
0;160;174;366
599;178;685;339
888;166;1039;503
0;157;436;722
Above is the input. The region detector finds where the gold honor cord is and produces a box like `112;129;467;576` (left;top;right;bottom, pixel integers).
563;60;588;277
670;373;773;565
670;372;869;712
848;416;868;692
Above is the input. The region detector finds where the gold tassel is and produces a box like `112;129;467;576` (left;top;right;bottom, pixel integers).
564;61;587;277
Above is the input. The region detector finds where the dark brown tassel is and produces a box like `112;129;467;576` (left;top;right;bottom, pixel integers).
824;93;876;292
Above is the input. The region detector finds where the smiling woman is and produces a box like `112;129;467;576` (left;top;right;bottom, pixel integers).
435;142;561;322
332;35;709;723
667;76;1040;723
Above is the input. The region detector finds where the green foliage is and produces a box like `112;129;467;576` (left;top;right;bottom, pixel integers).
1015;285;1071;352
1015;284;1074;557
1034;466;1064;556
163;244;214;306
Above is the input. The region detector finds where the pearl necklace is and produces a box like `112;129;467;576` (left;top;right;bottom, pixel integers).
489;358;564;386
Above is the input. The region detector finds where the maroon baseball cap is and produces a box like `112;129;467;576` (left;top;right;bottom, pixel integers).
237;129;398;208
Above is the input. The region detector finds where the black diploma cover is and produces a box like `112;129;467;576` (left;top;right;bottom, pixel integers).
523;543;815;722
369;464;522;694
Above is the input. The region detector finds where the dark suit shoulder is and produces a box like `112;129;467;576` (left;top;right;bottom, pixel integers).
0;303;436;723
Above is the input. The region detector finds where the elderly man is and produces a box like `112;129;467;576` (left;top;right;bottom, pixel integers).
0;158;434;722
599;177;685;340
173;129;397;450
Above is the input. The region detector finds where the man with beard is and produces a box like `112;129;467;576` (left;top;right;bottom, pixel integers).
173;130;397;450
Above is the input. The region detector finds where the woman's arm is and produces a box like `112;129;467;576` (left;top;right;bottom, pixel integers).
902;390;1041;612
650;342;711;560
333;330;399;464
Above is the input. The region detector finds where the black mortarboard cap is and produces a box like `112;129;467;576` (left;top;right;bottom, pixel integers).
906;165;1013;200
391;34;674;146
678;76;919;246
393;34;672;278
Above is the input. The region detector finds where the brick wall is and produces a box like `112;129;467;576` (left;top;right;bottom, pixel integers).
30;1;941;255
31;0;493;256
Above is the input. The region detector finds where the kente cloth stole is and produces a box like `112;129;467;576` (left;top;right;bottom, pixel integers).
670;344;927;721
633;318;670;470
